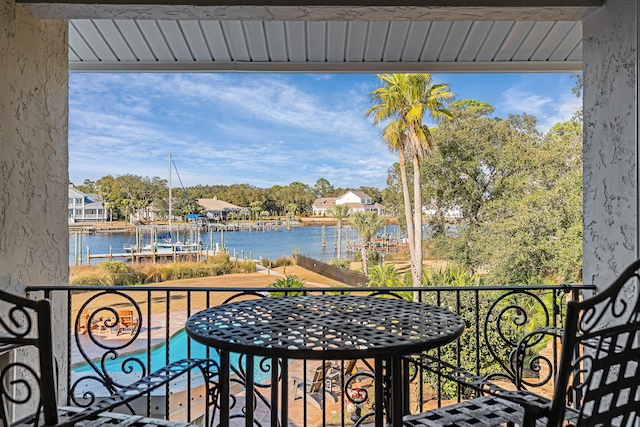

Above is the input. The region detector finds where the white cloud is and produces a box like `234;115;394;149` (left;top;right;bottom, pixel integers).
69;73;390;189
498;83;581;133
499;86;553;117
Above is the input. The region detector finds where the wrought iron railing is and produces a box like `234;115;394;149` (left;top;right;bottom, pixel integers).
26;284;595;427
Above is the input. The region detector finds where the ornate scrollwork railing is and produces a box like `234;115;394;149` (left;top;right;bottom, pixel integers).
26;283;592;426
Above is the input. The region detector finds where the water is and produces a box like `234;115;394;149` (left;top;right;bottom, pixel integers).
73;329;274;384
70;225;400;265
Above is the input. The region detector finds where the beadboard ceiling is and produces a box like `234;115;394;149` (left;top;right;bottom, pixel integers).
19;1;603;72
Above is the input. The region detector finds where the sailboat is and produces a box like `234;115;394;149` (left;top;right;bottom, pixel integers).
123;155;203;254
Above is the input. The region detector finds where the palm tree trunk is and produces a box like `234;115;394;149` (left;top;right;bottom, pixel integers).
337;221;343;259
360;236;369;276
412;153;423;292
399;151;420;290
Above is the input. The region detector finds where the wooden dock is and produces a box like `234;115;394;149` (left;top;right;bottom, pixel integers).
206;222;284;232
87;249;212;263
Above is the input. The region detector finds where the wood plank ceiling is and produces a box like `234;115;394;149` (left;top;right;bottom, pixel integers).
19;1;604;72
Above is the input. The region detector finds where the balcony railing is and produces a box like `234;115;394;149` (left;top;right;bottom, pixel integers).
27;284;595;427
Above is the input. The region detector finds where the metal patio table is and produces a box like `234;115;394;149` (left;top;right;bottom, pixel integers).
185;294;465;427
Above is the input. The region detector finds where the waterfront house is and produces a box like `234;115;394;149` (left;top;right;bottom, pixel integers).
3;0;638;425
197;198;242;222
311;197;336;216
312;191;385;216
68;185;107;223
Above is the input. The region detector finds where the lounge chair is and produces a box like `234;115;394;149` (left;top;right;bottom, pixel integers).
330;359;371;391
291;361;340;409
116;309;140;336
76;309;108;335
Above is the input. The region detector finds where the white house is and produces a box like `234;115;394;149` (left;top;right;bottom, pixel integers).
311;197;336;216
198;198;242;221
68;186;107;223
312;190;385;216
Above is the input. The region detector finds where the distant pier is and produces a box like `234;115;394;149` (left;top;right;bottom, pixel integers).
86;248;212;263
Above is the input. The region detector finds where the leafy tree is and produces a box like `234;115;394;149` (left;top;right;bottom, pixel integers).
95;175;120;219
170;186;204;218
284;182;315;214
358;186;383;204
239;207;250;221
424;101;582;283
349;211;387;276
314;178;336;198
115;175;167;221
75;179;96;194
382;162;410;232
329;204;350;259
478;119;582;282
250;200;263;220
367;73;454;288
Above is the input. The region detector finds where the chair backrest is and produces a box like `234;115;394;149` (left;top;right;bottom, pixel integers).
118;310;133;324
343;360;357;377
308;362;333;394
0;290;58;427
549;260;640;427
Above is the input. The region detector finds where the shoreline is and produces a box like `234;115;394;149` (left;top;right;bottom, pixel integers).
69;216;399;234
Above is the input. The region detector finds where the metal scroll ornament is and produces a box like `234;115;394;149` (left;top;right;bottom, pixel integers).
71;291;144;407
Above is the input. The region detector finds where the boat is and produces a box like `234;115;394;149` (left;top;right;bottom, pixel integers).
123;155;204;254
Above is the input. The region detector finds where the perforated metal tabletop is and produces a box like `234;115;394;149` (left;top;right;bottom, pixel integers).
185;295;465;360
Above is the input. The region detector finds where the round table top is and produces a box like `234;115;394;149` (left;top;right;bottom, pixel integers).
185;295;465;359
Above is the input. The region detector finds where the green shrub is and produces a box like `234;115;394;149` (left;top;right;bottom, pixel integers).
415;265;557;400
273;256;295;268
230;260;256;274
367;264;401;288
330;259;351;269
267;275;305;297
98;260;134;274
70;271;103;286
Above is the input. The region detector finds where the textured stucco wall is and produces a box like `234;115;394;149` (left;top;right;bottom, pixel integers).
1;0;69;406
583;0;638;289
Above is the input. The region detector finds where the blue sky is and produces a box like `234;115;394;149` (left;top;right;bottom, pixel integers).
69;72;580;190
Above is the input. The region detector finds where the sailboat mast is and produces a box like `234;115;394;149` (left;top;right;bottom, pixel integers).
168;154;172;242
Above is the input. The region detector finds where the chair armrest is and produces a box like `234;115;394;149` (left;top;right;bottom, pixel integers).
58;358;218;427
404;353;511;396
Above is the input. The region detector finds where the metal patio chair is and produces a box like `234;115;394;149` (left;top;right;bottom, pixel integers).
0;289;219;427
404;259;640;427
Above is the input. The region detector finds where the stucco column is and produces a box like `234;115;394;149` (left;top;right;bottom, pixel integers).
1;0;69;405
582;0;638;289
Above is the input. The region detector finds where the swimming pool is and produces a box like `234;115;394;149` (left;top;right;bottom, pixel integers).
73;329;274;384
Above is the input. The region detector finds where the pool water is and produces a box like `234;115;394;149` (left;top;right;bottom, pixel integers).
73;329;274;384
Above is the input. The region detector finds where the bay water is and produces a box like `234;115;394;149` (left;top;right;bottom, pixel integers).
69;225;400;266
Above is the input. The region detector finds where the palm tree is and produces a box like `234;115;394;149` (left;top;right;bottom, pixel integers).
285;203;298;231
349;211;386;276
329;204;350;259
366;73;454;288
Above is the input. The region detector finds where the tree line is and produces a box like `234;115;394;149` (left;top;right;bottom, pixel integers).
73;176;383;221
